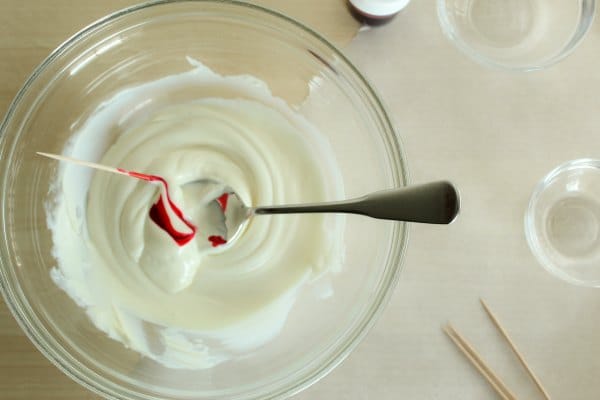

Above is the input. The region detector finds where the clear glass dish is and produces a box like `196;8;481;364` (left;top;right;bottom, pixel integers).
0;1;408;399
437;0;596;71
526;159;600;287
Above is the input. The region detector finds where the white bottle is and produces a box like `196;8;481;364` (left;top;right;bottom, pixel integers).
348;0;411;24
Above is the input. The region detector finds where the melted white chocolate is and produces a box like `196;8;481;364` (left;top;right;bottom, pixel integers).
47;61;345;369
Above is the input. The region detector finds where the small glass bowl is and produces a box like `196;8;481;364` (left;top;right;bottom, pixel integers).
437;0;596;71
526;159;600;287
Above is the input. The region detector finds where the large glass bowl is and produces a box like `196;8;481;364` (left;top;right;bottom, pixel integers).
0;1;408;399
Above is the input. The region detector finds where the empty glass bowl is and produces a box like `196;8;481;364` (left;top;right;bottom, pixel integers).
437;0;596;71
0;1;408;399
526;159;600;286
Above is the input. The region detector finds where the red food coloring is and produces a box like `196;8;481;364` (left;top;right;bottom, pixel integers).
217;193;229;212
208;235;227;247
149;197;195;246
117;168;198;246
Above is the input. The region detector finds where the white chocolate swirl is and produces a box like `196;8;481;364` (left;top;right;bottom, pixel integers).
48;62;345;369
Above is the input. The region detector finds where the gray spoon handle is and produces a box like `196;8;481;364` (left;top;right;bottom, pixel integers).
253;181;460;224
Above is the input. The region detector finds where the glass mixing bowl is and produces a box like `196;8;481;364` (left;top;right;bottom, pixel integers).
0;1;408;399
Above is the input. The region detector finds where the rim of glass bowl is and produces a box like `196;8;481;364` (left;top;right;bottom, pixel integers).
525;158;600;287
0;1;409;399
436;0;596;72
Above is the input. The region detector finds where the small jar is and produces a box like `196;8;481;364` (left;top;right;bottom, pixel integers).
348;0;411;25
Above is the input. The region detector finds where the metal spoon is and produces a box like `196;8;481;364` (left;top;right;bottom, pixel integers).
207;180;460;243
35;152;459;245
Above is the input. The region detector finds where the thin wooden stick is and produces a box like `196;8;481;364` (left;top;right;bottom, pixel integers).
36;152;129;177
444;323;518;400
480;299;551;400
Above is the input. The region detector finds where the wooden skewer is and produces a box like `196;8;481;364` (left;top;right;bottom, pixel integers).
36;152;130;177
36;151;173;200
480;299;551;400
444;323;518;400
